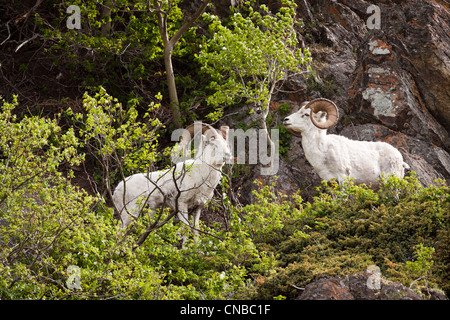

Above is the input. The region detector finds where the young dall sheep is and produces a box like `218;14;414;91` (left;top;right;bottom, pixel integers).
283;98;409;184
112;123;232;245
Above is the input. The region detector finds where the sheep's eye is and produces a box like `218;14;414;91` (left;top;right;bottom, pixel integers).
302;113;309;117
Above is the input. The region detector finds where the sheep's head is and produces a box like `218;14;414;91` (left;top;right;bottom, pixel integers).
180;122;232;166
283;98;339;136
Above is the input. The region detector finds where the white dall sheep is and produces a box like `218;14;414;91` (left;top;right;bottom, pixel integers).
283;98;409;184
112;123;231;244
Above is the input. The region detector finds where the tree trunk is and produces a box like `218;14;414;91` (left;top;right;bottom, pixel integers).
152;0;212;129
164;46;182;128
101;1;112;36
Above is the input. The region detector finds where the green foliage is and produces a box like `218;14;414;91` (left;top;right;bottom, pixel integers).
0;96;276;300
0;95;82;195
197;0;312;120
67;87;162;192
277;125;292;157
0;96;136;299
44;0;187;59
39;0;199;104
406;243;435;287
230;179;304;244
253;174;449;299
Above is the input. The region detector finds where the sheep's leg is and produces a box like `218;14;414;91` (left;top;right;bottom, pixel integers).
120;201;136;229
177;210;190;248
120;197;143;229
192;207;202;243
120;211;132;229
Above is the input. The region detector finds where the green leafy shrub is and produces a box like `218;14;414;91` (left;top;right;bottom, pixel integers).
406;243;435;289
229;179;304;245
0;96;276;299
67;87;162;198
38;0;203;110
198;0;311;121
0;96;167;299
252;175;449;299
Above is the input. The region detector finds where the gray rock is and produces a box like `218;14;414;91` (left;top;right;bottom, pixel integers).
296;271;445;300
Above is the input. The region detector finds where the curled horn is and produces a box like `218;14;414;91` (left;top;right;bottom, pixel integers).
219;126;229;141
171;122;218;163
174;122;218;161
306;98;339;129
180;122;218;149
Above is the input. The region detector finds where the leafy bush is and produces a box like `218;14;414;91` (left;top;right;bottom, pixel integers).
67;87;162;198
0;96;164;299
0;96;276;299
198;0;311;121
37;0;203;111
253;175;449;299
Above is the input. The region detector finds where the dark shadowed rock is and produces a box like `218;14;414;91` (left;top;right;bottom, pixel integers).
297;276;355;300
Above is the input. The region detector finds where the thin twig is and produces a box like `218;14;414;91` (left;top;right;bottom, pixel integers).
0;21;11;46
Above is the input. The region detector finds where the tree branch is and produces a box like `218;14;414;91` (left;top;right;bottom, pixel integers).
152;0;169;46
169;0;212;50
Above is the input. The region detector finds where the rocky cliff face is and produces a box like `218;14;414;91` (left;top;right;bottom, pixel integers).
238;0;450;194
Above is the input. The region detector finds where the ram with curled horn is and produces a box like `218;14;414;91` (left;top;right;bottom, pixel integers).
112;122;232;247
283;98;409;184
